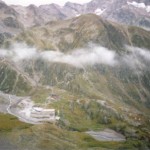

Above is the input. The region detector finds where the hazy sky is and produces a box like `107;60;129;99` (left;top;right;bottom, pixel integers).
3;0;91;6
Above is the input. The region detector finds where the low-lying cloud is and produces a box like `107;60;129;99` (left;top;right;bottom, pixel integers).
0;43;150;69
123;46;150;70
40;47;117;67
0;43;117;67
0;43;37;61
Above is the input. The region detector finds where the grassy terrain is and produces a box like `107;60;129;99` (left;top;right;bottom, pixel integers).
0;113;31;132
0;62;32;95
20;85;149;149
0;60;150;149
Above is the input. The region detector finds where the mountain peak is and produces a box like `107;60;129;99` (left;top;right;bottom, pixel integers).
64;1;83;8
27;4;37;8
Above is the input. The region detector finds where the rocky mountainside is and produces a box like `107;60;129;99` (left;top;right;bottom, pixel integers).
11;4;66;28
11;0;150;29
12;14;150;52
0;1;22;32
0;0;149;37
0;1;23;46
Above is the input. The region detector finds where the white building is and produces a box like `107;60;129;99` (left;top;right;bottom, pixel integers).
19;99;60;123
30;107;56;121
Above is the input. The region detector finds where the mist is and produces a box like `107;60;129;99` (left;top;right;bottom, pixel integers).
0;43;37;61
40;46;117;67
0;43;150;69
0;43;117;67
122;46;150;70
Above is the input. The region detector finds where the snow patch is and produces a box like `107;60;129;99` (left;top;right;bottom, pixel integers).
127;1;145;8
75;13;81;17
146;6;150;13
94;8;105;16
127;1;150;13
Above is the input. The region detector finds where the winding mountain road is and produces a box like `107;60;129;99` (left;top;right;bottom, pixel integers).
5;94;39;124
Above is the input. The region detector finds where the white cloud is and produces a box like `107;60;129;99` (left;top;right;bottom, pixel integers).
1;43;150;70
3;0;91;6
0;43;117;67
41;47;117;67
0;43;37;61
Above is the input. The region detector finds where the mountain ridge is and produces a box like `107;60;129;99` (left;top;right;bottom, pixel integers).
9;14;150;52
0;0;149;32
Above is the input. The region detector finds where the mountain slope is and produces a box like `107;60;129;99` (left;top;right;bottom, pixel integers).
1;15;150;112
0;0;149;37
0;1;23;32
0;1;23;47
12;14;150;52
10;0;150;29
0;59;33;95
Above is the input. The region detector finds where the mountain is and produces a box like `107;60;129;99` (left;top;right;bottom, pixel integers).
63;0;150;28
10;0;150;29
12;4;66;28
0;1;22;31
0;1;23;46
12;14;150;51
0;14;150;149
0;1;150;150
0;0;149;33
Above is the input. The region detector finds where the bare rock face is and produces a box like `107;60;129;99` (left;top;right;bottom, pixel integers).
83;0;150;28
38;4;66;22
0;1;23;37
3;17;20;28
0;0;149;42
1;0;150;30
11;3;67;27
